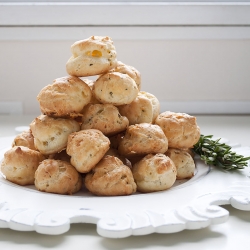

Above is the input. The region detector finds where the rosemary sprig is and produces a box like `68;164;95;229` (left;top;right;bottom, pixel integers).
193;134;250;170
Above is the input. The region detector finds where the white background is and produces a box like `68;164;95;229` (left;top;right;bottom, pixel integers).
0;1;250;115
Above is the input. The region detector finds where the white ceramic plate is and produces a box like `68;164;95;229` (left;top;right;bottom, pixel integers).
0;136;250;238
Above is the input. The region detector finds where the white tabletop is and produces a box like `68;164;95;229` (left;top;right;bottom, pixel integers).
0;115;250;249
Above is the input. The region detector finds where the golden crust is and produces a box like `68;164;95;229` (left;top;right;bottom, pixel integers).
85;155;136;196
110;61;141;90
66;36;117;77
0;146;46;186
37;76;92;118
155;111;200;149
118;94;153;125
138;91;160;123
132;153;177;193
81;103;129;136
12;130;36;150
184;148;195;158
66;129;110;173
118;123;168;157
30;115;80;155
35;159;83;195
92;72;138;105
165;148;195;179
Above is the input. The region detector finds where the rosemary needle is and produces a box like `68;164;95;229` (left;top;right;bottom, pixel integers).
193;134;250;170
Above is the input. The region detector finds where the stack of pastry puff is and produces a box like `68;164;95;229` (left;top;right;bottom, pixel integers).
1;36;201;196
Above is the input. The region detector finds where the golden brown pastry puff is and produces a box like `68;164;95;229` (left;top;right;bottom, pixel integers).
132;153;177;193
118;94;153;125
35;159;83;195
37;76;92;118
118;123;168;157
12;130;36;150
92;72;138;105
66;129;110;173
30;115;80;155
155;111;200;149
85;155;136;196
81;103;129;136
110;61;141;90
66;36;117;77
165;148;195;179
1;146;45;186
138;91;160;123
